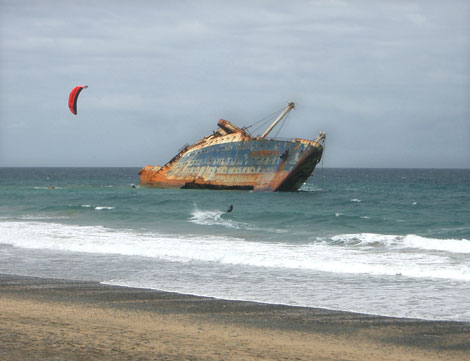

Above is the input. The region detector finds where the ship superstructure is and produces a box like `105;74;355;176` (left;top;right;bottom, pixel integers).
139;102;326;191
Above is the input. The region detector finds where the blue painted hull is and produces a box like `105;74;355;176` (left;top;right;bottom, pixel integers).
140;138;323;191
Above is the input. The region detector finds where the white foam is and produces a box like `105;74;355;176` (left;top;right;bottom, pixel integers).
189;208;287;233
332;233;470;254
0;221;469;282
18;215;70;220
189;209;236;227
95;206;115;210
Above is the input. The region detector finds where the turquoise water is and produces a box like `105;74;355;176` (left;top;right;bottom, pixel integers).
1;167;469;321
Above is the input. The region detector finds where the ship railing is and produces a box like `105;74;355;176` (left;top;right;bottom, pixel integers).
164;143;191;167
274;136;294;141
255;136;296;142
258;135;325;145
178;143;190;152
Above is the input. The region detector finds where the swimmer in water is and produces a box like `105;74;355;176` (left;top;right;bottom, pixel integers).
226;204;233;213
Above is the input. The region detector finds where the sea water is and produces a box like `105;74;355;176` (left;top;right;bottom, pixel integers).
0;167;469;321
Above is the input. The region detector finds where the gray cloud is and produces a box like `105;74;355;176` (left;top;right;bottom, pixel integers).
1;0;469;167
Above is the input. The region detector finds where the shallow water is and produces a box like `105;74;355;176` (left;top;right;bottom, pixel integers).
0;167;469;321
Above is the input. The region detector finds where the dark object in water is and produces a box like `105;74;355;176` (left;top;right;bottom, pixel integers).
139;102;326;192
227;204;233;213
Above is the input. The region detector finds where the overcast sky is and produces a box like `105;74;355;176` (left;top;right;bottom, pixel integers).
1;0;469;168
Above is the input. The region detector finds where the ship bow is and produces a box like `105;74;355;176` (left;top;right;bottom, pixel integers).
275;145;323;191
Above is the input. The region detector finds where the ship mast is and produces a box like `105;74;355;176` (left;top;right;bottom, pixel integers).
261;102;296;139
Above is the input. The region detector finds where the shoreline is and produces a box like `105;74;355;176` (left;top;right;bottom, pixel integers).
101;281;467;324
1;273;469;360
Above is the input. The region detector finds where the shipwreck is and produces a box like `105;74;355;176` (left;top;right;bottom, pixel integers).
139;102;326;191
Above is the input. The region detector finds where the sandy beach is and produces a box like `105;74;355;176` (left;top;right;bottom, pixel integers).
0;274;469;361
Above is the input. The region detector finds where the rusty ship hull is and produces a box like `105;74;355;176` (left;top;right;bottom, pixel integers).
139;102;326;192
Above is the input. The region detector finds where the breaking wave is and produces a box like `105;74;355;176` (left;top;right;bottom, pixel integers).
189;208;242;229
188;207;288;234
0;221;469;282
330;233;470;254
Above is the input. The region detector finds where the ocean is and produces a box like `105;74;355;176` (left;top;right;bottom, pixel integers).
0;167;469;321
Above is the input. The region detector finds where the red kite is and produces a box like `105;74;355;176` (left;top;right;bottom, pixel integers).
68;85;88;115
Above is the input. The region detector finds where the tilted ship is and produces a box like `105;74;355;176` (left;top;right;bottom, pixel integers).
139;102;326;191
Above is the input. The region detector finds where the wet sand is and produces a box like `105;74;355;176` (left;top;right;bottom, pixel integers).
0;274;469;360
